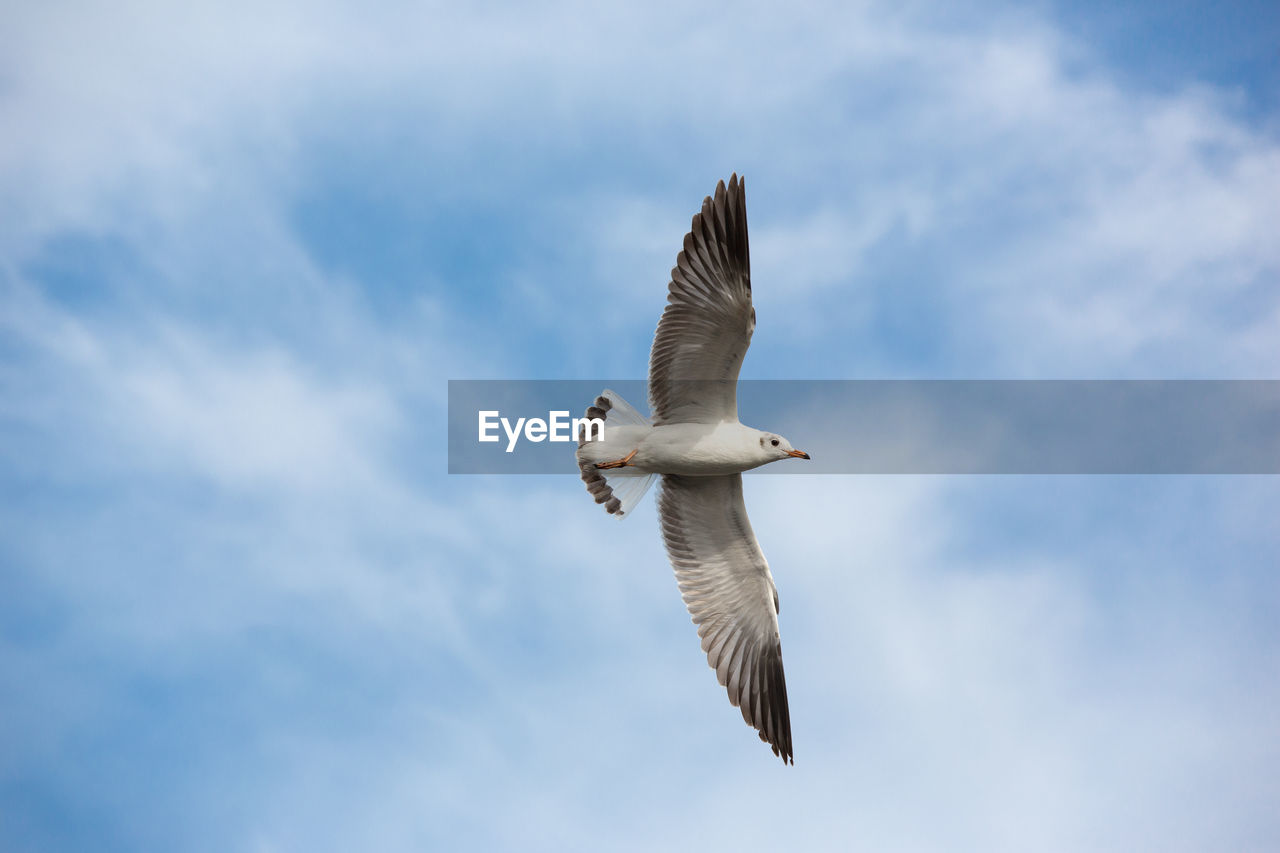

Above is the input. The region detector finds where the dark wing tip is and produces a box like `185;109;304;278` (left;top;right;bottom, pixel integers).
725;173;750;291
765;639;793;764
740;637;793;765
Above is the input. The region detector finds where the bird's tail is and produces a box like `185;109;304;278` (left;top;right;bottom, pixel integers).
575;389;656;519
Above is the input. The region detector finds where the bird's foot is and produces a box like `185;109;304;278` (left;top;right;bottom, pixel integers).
595;449;637;470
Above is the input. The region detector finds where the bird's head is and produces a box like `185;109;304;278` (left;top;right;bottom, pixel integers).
758;432;810;463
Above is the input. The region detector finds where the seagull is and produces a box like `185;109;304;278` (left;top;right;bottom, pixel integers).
576;174;809;764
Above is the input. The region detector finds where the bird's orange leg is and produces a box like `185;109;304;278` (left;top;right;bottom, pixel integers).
595;449;637;470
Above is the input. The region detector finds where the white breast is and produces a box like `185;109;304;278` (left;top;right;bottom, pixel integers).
633;422;766;475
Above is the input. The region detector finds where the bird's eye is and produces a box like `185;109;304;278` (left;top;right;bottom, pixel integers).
771;439;779;447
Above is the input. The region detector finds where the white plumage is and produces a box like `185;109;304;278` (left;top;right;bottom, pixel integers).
576;175;808;764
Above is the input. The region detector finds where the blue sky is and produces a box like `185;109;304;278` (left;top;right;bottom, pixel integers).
2;1;1279;850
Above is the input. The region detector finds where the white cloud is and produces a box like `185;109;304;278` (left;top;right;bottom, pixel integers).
116;329;394;491
3;1;1279;850
5;1;1276;377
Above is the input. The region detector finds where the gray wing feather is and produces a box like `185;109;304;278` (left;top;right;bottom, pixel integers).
658;473;793;764
648;174;755;426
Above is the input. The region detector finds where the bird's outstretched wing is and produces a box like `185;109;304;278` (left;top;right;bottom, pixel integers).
648;174;754;426
658;473;793;764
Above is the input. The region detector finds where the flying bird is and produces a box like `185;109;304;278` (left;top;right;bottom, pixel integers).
576;174;808;764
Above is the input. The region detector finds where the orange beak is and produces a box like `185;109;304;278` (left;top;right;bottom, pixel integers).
786;449;811;460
